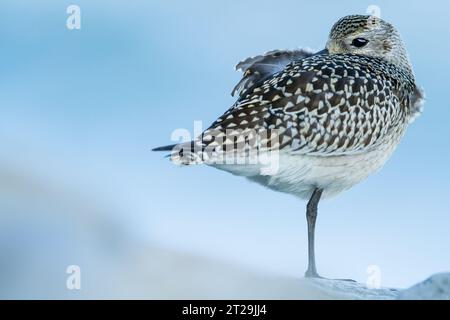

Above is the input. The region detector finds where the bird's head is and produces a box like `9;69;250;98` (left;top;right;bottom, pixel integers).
324;15;412;71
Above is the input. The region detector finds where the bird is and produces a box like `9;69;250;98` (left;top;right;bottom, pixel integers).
153;15;425;279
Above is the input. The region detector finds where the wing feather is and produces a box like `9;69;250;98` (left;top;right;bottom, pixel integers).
232;48;314;98
173;54;417;165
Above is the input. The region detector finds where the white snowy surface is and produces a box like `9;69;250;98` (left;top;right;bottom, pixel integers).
306;274;450;300
306;279;399;300
398;273;450;300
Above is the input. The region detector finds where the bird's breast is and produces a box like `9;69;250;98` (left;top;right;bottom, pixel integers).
242;131;405;200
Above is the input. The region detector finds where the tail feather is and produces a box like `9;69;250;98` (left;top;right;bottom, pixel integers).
152;144;178;152
152;141;203;165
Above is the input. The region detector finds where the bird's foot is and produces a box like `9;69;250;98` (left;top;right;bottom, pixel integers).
304;269;323;279
332;278;357;282
304;270;356;282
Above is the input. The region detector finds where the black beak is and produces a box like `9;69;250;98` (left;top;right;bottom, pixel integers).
314;48;329;56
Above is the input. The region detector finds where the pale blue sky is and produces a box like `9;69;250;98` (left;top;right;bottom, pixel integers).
0;0;449;291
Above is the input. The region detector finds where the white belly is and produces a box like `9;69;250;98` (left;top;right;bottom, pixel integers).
213;139;400;200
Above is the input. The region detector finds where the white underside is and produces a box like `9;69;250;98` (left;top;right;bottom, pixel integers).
212;140;399;200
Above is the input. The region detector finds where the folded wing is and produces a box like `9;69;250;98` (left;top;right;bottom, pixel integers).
232;49;314;98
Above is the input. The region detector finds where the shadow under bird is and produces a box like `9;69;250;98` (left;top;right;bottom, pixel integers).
153;15;425;279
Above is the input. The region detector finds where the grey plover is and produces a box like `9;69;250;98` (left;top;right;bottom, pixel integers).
153;15;424;278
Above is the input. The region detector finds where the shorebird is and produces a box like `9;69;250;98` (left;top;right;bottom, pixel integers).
153;15;424;278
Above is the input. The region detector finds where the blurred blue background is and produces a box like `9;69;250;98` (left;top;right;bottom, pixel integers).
0;0;449;298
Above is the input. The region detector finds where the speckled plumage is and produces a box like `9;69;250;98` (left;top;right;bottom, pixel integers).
156;15;424;199
210;53;416;155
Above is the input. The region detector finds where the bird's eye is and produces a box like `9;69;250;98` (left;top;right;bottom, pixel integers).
351;38;369;48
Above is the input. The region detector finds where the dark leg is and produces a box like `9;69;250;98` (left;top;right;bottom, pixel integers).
305;188;323;278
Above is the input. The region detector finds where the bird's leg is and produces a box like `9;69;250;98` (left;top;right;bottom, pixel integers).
304;188;323;278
